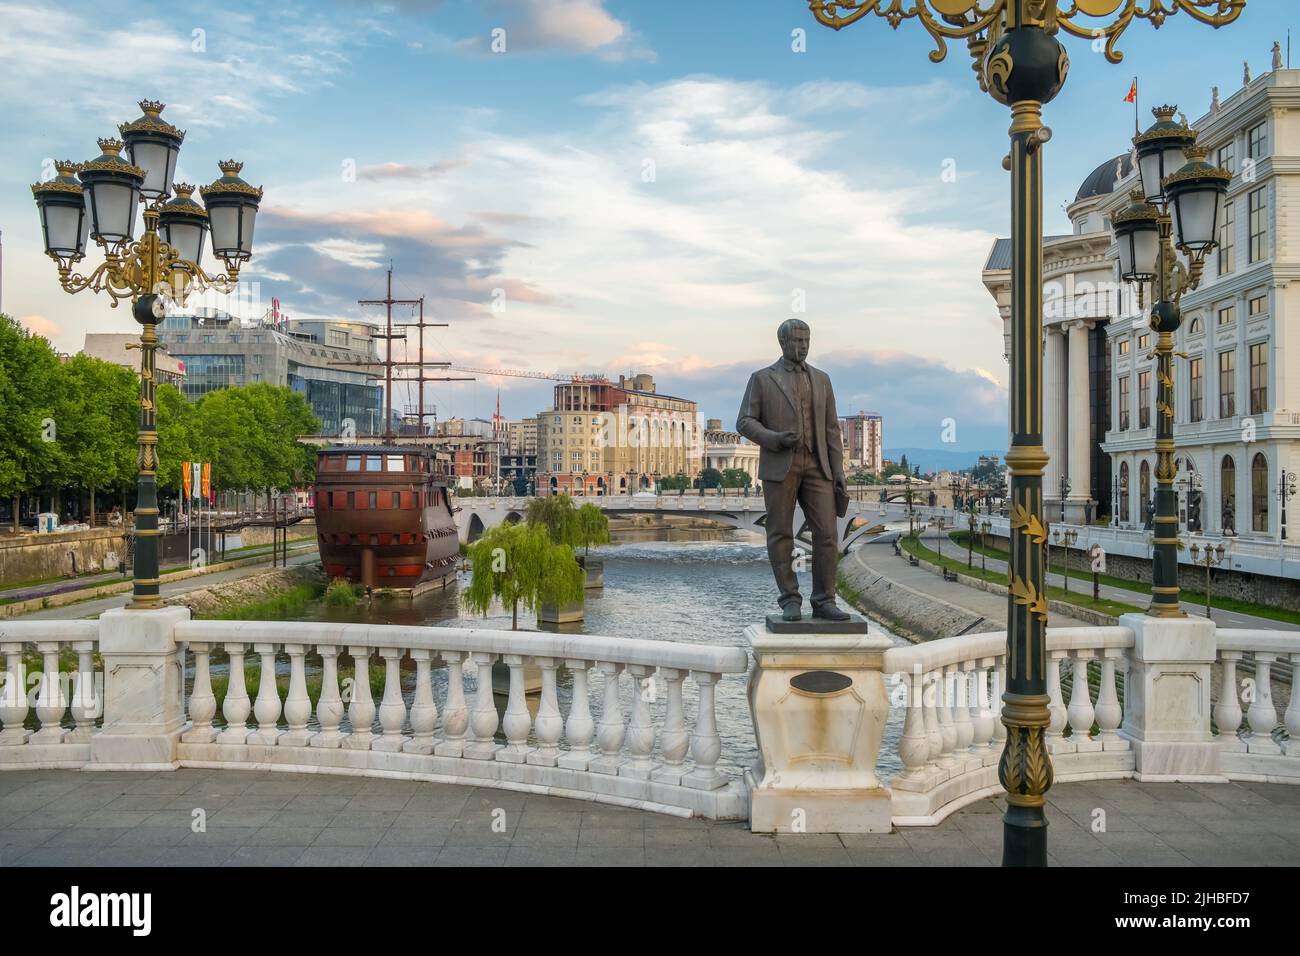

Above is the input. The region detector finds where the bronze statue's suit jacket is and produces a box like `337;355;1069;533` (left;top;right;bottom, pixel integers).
736;359;846;488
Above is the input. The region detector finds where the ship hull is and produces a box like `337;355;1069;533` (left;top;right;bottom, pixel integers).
314;446;459;589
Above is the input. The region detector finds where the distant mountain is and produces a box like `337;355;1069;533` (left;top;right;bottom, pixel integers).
883;447;1003;474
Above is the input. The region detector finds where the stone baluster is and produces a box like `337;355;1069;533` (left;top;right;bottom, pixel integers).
281;643;313;747
374;647;408;753
971;659;995;756
558;659;595;771
990;657;1007;750
1284;653;1300;758
312;645;345;748
922;670;943;761
0;644;30;745
1214;651;1245;750
435;650;469;758
684;671;725;790
68;640;99;742
30;642;67;744
404;649;438;755
591;661;626;774
343;645;376;750
1245;652;1281;754
498;654;533;763
1046;649;1069;751
526;657;563;767
1095;648;1126;749
464;652;501;759
953;661;974;759
1067;650;1100;751
181;642;217;744
896;666;932;784
620;664;657;780
935;667;958;768
217;643;251;745
651;667;688;784
247;643;282;746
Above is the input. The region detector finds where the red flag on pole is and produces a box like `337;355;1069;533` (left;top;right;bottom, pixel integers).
1123;78;1137;103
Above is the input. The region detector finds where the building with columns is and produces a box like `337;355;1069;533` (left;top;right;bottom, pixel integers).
703;419;761;489
1098;63;1300;540
984;54;1300;541
536;373;700;496
983;153;1132;524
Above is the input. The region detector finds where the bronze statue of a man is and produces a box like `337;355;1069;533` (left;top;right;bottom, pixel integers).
737;319;850;622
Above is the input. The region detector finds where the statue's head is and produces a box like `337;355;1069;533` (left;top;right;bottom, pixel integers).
777;318;810;364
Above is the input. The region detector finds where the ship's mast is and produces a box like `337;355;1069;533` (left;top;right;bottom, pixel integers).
354;268;474;446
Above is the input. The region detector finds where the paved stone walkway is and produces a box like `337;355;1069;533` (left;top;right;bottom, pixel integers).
1;770;1297;866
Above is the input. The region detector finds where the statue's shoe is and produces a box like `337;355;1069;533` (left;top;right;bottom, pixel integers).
812;604;851;622
781;604;802;622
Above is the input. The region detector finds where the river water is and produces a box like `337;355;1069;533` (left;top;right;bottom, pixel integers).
269;528;911;780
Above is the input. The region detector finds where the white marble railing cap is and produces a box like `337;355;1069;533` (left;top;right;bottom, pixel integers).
1215;629;1300;656
0;620;98;643
176;620;749;673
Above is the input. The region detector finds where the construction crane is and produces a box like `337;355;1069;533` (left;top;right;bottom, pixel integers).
447;364;605;383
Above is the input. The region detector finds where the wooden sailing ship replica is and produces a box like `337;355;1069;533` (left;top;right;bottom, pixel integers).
313;270;472;593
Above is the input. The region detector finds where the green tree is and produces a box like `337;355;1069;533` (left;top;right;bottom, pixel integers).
720;467;751;489
0;315;61;530
155;383;195;495
526;493;580;547
462;523;583;630
697;467;723;490
659;474;689;492
576;502;610;557
52;353;137;523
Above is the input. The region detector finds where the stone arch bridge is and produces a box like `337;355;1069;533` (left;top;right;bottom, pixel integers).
454;494;904;556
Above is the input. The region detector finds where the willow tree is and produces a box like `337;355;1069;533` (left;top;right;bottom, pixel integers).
576;502;610;558
462;523;583;630
525;493;579;547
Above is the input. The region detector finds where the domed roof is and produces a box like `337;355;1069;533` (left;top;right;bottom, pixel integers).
1075;153;1134;202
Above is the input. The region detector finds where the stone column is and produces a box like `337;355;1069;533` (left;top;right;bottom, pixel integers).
1043;325;1064;508
746;616;893;833
89;606;191;770
1067;320;1093;515
1119;612;1223;780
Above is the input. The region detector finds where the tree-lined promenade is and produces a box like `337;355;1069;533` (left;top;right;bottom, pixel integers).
0;314;319;530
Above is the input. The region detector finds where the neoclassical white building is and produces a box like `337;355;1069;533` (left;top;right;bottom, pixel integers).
703;419;761;489
1100;63;1300;540
985;55;1300;541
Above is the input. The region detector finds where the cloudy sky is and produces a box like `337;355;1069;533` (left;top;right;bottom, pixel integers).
2;1;1289;450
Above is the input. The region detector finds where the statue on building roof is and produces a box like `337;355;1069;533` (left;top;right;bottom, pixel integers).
1273;41;1283;72
1211;86;1220;113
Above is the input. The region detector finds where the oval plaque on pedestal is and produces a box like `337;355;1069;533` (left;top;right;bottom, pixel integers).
789;670;852;694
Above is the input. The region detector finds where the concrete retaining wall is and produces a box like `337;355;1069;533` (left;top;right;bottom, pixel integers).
838;551;1000;642
0;527;126;585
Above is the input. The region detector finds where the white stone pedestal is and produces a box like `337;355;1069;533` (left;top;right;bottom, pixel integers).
746;623;894;833
1118;612;1225;781
89;606;190;770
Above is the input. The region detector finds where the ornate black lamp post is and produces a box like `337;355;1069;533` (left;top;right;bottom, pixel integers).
1188;538;1228;619
1058;475;1071;523
1113;108;1231;619
807;0;1242;868
1278;471;1297;541
32;101;261;610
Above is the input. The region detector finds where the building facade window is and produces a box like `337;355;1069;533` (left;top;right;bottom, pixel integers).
1248;294;1266;317
1249;342;1268;414
1140;460;1151;524
1118;376;1130;430
1248;187;1267;263
1138;334;1150;351
1251;453;1268;533
1118;338;1130;356
1247;121;1267;160
1221;455;1236;533
1218;200;1235;274
1189;317;1203;334
1219;350;1236;417
1119;461;1130;522
1138;370;1151;428
1218;305;1235;326
1217;141;1236;176
1189;357;1203;422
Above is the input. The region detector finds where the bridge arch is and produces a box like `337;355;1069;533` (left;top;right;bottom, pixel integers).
467;513;486;542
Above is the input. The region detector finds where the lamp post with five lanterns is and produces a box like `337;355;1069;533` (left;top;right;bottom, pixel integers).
31;100;262;610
